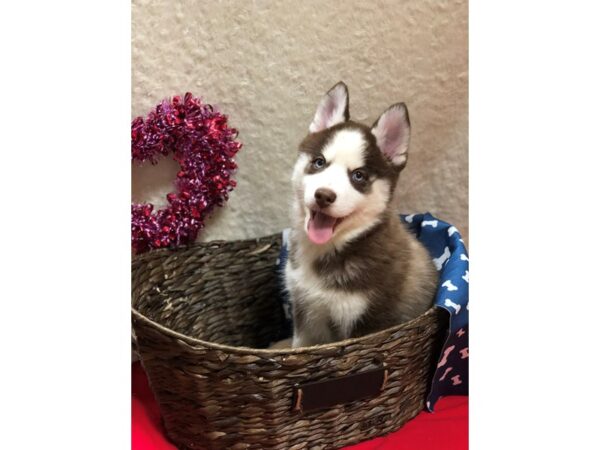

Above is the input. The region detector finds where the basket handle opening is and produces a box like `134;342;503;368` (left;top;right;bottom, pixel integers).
292;367;388;414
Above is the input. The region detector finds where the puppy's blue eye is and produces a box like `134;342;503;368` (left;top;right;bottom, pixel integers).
352;170;367;182
313;157;326;169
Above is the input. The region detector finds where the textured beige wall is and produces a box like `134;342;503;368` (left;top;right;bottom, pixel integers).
132;0;468;244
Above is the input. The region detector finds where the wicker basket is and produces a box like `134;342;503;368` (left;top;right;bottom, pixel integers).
132;233;447;450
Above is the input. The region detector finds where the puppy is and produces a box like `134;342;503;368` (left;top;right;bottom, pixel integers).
284;82;438;348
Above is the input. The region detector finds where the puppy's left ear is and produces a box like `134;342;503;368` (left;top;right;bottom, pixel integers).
371;103;410;169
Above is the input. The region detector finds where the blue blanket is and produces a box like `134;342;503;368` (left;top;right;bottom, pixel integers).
277;212;469;411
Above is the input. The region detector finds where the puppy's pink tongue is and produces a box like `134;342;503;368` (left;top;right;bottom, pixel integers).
308;212;337;244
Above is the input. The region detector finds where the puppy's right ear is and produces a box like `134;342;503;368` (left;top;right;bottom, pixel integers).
308;82;349;133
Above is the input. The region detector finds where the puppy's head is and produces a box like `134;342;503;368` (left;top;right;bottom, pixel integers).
292;82;411;246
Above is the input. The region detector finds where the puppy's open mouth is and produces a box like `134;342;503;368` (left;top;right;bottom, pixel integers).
307;210;345;245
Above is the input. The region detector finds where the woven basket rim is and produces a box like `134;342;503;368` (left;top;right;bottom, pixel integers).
131;305;442;355
131;234;281;263
132;233;444;355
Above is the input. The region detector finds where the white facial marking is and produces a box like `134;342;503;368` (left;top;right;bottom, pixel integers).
334;178;390;245
321;129;366;168
292;128;392;249
302;129;367;218
292;152;310;184
303;164;355;214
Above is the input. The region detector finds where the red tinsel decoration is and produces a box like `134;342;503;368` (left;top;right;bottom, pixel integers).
131;93;242;254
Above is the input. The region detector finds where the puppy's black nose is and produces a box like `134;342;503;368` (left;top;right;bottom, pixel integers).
315;188;336;208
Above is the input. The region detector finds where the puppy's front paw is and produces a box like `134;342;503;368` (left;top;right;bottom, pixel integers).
292;334;308;349
269;338;293;349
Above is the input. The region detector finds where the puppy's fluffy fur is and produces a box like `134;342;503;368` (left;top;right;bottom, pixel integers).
285;82;438;348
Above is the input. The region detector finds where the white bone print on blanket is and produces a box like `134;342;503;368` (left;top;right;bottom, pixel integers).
442;280;458;291
393;214;470;410
422;219;438;228
444;298;461;315
433;246;451;270
462;270;469;283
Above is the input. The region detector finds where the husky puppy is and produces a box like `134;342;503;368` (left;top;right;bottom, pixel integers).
285;82;439;348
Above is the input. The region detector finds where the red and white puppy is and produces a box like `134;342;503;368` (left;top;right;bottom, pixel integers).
285;82;438;348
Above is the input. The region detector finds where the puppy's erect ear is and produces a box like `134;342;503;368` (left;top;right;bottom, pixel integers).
371;103;411;168
308;82;349;133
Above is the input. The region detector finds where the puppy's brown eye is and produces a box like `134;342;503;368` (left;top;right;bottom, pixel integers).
313;157;326;169
351;169;367;183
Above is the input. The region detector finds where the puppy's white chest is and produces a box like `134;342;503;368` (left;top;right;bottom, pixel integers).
286;261;368;339
327;292;368;338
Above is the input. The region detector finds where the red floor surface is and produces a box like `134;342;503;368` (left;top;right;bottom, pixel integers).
132;362;468;449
